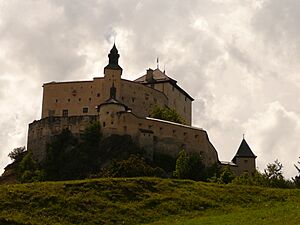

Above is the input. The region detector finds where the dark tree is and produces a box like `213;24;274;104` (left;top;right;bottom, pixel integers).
8;146;26;162
174;149;205;181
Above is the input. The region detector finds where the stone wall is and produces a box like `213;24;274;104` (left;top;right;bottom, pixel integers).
28;116;97;162
41;72;191;125
28;106;219;166
147;82;192;125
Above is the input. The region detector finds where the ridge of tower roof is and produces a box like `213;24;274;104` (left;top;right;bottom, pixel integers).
232;138;256;163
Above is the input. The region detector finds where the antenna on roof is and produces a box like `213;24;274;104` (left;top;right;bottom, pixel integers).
157;57;159;69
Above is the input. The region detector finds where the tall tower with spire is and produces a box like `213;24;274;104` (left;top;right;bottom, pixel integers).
103;44;122;100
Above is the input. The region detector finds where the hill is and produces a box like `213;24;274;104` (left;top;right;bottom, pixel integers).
0;178;299;225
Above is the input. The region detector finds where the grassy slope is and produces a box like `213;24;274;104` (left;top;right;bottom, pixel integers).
0;178;299;225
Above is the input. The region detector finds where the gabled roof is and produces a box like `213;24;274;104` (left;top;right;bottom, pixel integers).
232;139;256;163
134;69;194;101
134;68;172;83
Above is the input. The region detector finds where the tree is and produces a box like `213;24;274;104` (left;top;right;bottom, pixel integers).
17;152;45;183
8;146;26;162
174;150;190;179
293;157;300;188
217;166;235;184
150;106;185;124
264;159;289;188
174;150;205;181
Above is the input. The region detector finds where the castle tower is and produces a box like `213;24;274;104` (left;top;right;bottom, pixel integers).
103;44;122;100
232;138;257;176
99;83;126;133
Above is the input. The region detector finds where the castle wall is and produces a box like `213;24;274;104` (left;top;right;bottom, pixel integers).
42;80;105;118
99;110;219;166
148;82;192;125
120;80;168;118
28;108;219;166
28;116;97;162
41;75;172;122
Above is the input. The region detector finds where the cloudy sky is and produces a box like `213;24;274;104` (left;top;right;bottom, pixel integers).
1;0;300;178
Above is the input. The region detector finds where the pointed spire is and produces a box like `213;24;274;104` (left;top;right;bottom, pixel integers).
108;43;119;65
104;43;123;72
232;138;256;163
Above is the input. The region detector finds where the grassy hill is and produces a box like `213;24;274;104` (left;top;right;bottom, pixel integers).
0;178;299;225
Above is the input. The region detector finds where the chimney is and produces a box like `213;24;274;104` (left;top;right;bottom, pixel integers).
146;69;154;83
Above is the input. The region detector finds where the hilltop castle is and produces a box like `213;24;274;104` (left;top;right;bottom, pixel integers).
27;44;256;175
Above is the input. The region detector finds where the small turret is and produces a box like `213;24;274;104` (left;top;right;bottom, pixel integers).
232;137;257;175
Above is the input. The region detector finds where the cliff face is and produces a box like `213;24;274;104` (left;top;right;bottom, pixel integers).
0;162;18;185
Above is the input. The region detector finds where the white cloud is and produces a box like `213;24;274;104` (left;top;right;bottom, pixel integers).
243;102;300;178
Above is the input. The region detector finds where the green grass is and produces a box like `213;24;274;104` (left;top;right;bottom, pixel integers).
0;178;299;225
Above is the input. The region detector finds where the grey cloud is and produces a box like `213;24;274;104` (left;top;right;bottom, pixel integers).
0;0;300;178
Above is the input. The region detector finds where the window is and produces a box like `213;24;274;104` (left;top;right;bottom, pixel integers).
79;98;81;102
68;99;70;102
103;122;106;127
132;97;135;103
55;99;58;103
97;93;100;97
89;97;92;101
83;107;88;113
62;109;68;117
244;159;248;164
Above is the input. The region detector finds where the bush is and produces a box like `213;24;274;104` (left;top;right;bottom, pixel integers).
102;155;164;178
17;152;45;183
150;106;185;124
173;150;205;181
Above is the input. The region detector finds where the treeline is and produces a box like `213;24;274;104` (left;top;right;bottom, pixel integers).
6;122;300;189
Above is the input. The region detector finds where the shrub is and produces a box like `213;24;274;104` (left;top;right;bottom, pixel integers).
150;106;185;124
102;155;164;178
173;150;205;181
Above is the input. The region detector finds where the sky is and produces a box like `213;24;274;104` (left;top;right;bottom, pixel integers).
0;0;300;178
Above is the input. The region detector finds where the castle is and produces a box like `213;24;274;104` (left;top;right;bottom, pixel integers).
27;44;256;175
